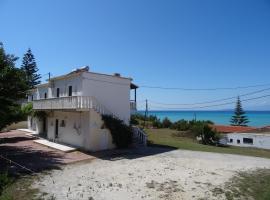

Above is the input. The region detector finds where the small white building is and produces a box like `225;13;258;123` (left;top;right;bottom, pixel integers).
27;67;139;151
225;127;270;150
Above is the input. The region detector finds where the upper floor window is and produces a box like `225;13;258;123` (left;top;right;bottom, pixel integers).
68;86;72;96
56;88;60;98
44;92;47;99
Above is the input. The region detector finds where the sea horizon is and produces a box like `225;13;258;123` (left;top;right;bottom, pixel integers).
137;110;270;127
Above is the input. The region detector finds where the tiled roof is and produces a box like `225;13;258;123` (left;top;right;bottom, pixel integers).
210;125;256;133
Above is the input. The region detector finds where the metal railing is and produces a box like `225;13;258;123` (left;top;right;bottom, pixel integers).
130;100;137;111
33;96;112;115
132;126;147;146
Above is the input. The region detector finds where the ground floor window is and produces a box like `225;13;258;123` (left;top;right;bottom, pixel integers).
237;139;240;144
229;139;233;143
243;138;253;144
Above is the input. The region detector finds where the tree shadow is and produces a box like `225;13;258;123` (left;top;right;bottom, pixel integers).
0;136;35;144
0;145;64;178
90;144;177;161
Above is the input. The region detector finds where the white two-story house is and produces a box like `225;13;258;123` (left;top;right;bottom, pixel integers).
28;67;139;151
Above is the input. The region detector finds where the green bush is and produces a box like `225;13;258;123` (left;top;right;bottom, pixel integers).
130;115;139;125
0;172;12;196
102;115;133;148
191;122;220;145
171;119;190;131
162;117;172;128
152;118;162;128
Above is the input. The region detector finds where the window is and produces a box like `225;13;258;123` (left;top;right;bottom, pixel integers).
237;139;240;144
60;120;65;127
44;92;47;99
243;138;253;144
229;139;233;143
68;86;72;96
31;95;34;101
56;88;60;97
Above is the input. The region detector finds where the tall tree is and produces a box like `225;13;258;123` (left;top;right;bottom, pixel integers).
230;96;249;126
0;43;29;130
21;48;41;88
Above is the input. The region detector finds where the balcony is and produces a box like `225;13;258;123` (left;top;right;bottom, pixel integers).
130;100;137;113
33;96;111;114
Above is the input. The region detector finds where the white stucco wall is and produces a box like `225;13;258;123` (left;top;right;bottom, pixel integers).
46;111;88;148
27;70;132;151
28;75;83;100
82;72;131;124
226;133;270;150
88;109;115;151
38;110;115;151
51;76;83;98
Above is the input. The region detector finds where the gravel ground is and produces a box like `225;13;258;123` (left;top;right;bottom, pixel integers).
33;148;270;200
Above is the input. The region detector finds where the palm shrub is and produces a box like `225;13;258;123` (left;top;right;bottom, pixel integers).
102;115;133;148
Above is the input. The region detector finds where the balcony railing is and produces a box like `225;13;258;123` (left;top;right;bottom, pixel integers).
33;96;112;115
130;100;137;111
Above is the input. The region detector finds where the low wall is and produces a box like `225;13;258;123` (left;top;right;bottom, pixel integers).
4;121;28;131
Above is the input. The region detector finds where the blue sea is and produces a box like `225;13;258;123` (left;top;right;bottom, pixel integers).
137;111;270;127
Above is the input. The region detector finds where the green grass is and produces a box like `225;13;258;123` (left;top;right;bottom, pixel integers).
145;128;270;159
223;169;270;200
0;175;40;200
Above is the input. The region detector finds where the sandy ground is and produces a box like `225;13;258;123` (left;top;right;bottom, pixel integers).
33;148;270;200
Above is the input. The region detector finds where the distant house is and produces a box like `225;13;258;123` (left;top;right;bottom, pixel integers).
212;125;270;150
27;67;140;151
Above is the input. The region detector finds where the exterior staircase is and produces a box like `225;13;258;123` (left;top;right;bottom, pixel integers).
132;126;147;147
33;95;147;147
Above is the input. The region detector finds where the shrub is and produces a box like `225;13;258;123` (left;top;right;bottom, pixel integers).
152;118;162;128
0;172;12;196
102;115;133;148
162;117;172;128
171;119;190;131
130;115;139;125
148;115;158;122
191;122;220;145
21;102;33;117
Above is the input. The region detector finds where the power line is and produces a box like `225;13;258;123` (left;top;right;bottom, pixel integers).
148;94;270;110
140;83;270;91
148;87;270;106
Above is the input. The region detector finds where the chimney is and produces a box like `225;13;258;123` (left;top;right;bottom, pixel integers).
114;73;121;77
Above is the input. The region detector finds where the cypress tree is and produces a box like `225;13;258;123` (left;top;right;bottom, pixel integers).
230;96;249;126
21;48;41;88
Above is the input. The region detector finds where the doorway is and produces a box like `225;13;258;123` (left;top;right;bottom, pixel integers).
68;86;72;96
55;119;59;139
42;117;47;137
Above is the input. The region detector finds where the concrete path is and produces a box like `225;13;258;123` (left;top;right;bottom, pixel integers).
34;139;76;152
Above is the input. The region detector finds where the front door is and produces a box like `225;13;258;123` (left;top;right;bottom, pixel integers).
68;86;72;96
43;117;47;137
55;119;59;139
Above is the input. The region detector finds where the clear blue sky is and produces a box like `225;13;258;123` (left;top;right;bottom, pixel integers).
1;0;270;110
